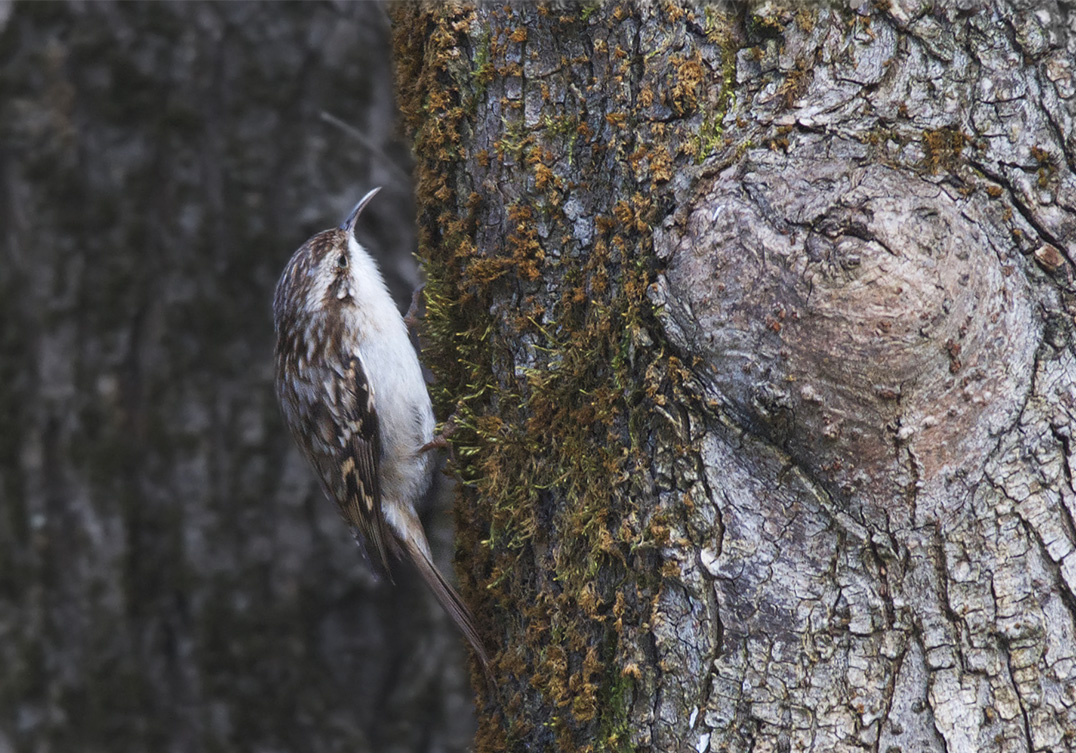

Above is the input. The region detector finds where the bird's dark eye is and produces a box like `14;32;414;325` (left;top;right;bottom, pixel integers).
336;253;348;269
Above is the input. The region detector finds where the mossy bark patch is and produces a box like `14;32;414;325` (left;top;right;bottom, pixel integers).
392;3;734;751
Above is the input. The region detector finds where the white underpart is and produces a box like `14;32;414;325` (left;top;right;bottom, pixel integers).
339;235;436;544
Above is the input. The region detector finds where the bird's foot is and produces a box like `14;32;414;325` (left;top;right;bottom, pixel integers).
420;416;458;454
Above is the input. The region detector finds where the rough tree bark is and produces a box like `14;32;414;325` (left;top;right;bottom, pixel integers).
0;3;476;752
393;2;1076;752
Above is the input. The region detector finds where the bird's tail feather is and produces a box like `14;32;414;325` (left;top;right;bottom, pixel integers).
402;536;492;677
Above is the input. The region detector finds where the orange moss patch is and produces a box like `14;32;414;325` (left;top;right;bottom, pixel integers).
922;126;968;173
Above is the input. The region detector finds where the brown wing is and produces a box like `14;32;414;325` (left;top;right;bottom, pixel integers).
330;354;391;572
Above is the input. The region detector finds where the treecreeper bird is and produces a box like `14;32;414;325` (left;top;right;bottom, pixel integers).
273;187;490;674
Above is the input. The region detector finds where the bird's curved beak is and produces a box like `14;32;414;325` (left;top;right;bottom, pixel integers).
341;187;382;235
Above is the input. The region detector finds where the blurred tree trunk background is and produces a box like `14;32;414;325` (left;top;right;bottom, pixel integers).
0;3;477;752
393;2;1076;752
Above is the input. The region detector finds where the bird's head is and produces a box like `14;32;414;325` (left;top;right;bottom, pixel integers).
273;187;383;328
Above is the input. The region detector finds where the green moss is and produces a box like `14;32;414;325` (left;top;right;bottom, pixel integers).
692;12;737;163
469;27;494;105
695;109;726;164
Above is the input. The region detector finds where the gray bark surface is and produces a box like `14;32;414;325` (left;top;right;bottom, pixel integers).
652;3;1076;750
394;2;1076;752
1;3;473;752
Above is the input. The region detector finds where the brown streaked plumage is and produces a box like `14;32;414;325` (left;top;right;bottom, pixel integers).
273;188;490;674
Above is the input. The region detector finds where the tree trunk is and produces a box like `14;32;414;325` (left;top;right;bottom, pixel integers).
392;2;1076;751
0;3;476;752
